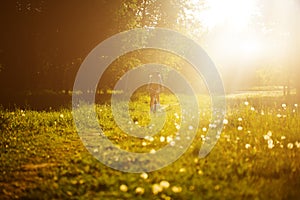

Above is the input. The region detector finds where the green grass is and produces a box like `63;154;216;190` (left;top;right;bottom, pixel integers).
0;94;300;199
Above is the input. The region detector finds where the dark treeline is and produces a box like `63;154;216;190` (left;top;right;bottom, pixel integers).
0;0;121;93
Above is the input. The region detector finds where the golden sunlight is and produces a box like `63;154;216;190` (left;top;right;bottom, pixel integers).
198;0;259;31
193;0;300;68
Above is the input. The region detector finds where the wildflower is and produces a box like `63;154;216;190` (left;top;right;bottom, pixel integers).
166;136;173;143
250;106;255;111
170;141;176;146
268;139;274;149
287;143;294;149
174;113;179;119
160;180;170;189
135;187;145;195
276;114;282;118
223;119;228;125
140;172;148;179
214;185;220;190
93;148;99;153
22;113;26;117
59;114;64;118
245;144;251;149
160;136;165;142
152;184;163;195
281;136;286;140
267;131;272;137
244;101;249;106
294;104;298;108
171;186;182;193
179;168;186;173
145;136;154;142
120;184;128;192
238;117;243;121
142;141;147;146
295;141;300;148
188;125;193;130
198;170;204;175
237;126;243;131
281;103;287;109
150;149;156;154
209;123;217;128
202;127;207;132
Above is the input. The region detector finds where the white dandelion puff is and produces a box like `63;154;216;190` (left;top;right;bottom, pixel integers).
287;143;294;149
120;184;128;192
160;180;170;189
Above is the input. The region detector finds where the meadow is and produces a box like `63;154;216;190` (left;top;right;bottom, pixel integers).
0;93;300;200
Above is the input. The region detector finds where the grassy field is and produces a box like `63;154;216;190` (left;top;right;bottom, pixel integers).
0;93;300;199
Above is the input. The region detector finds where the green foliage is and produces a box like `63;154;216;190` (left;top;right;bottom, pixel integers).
1;95;300;199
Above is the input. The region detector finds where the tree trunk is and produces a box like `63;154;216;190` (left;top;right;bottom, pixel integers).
296;85;300;103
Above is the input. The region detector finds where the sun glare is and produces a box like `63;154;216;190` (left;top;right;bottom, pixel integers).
199;0;259;31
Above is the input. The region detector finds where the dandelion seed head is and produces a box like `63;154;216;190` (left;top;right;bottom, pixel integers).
264;135;270;140
120;184;128;192
245;144;251;149
282;103;287;108
142;141;147;146
223;119;228;125
214;185;220;190
202;127;207;132
152;184;163;195
268;139;274;149
140;172;148;179
160;180;170;188
171;186;182;193
237;126;243;131
170;141;176;146
287;143;294;149
179;168;186;173
238;117;243;121
160;136;165;142
93;148;98;153
198;170;204;175
244;101;249;106
267;131;272;137
209;123;217;128
166;136;173;143
294;103;298;108
135;187;145;195
150;149;156;154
